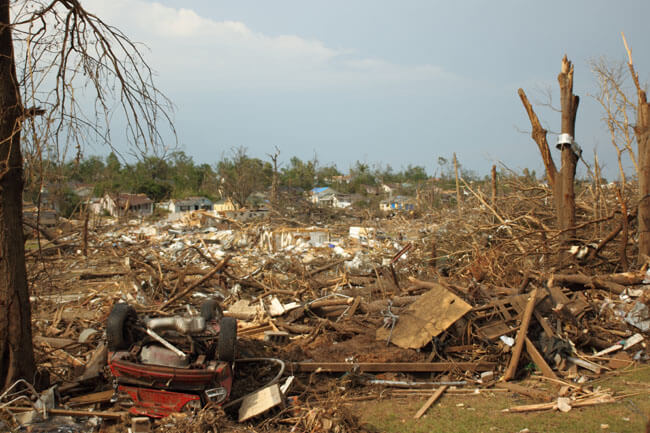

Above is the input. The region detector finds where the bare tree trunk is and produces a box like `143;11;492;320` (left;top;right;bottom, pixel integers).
593;153;604;239
0;0;36;389
453;153;460;214
637;95;650;261
557;56;580;242
83;204;89;257
518;56;579;247
491;164;497;207
268;147;280;208
615;186;629;270
623;34;650;261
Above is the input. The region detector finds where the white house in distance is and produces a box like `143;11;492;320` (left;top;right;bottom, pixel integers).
94;193;154;217
310;187;337;205
310;187;352;208
161;197;213;213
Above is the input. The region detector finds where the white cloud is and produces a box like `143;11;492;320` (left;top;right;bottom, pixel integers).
83;0;456;90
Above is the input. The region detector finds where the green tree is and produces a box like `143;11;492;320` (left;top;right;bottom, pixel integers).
401;164;428;183
217;147;269;207
68;155;105;183
281;156;317;190
349;160;377;193
127;156;172;201
316;164;341;185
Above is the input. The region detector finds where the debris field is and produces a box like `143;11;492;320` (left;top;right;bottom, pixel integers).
3;176;650;432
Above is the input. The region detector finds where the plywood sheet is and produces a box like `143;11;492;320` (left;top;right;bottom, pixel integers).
377;283;471;349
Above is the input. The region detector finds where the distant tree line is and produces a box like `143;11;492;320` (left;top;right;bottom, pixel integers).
24;145;487;216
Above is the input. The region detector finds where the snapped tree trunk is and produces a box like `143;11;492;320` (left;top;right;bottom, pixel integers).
637;92;650;260
557;56;580;242
518;55;579;246
0;0;36;389
622;34;650;262
453;153;461;214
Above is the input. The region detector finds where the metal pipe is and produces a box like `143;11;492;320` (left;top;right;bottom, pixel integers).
367;379;468;388
145;328;187;360
145;316;205;334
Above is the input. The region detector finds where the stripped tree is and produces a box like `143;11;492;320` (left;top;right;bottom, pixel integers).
622;34;650;262
0;0;174;389
518;56;580;244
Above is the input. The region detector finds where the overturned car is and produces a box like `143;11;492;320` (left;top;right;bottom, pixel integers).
106;300;236;417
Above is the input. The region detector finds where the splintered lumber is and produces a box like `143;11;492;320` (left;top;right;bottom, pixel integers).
307;297;354;308
548;274;626;294
503;393;615;413
503;289;538;381
67;390;114;406
376;283;471;349
162;256;230;308
533;310;555;338
238;324;274;338
495;382;553;402
291;362;496;373
49;408;127;419
7;407;127;419
34;336;76;348
78;271;128;280
567;356;603;374
414;385;448;419
592;333;644;357
524;337;558;380
306;258;347;278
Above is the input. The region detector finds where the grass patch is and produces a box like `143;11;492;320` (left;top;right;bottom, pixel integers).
356;368;650;433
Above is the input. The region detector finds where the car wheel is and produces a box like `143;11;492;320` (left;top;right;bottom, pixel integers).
200;299;224;322
218;317;237;362
106;303;137;351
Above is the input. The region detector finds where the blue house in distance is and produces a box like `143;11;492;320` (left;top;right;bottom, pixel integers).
380;195;415;212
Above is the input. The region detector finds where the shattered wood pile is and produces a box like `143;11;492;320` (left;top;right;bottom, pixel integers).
6;178;650;431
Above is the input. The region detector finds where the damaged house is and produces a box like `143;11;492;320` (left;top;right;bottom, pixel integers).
94;193;154;217
310;187;353;208
162;196;213;214
379;195;416;212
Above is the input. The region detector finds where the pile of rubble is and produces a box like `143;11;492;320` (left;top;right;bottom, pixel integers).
4;179;650;431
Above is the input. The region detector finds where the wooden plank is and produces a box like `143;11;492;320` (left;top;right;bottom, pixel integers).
503;289;537;381
413;385;448;419
495;382;553;402
504;393;615;413
49;408;127;419
78;342;107;381
67;389;114;406
567;356;602;374
533;310;555;338
34;336;76;348
291;362;496;373
524;337;558;380
238;384;284;422
346;296;361;317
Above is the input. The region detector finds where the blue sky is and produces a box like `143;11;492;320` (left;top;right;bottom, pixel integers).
85;0;650;179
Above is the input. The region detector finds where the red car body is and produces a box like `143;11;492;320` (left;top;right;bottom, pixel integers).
109;351;233;417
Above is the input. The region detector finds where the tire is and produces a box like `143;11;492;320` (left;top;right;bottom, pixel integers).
200;299;223;322
106;303;137;351
218;317;237;363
